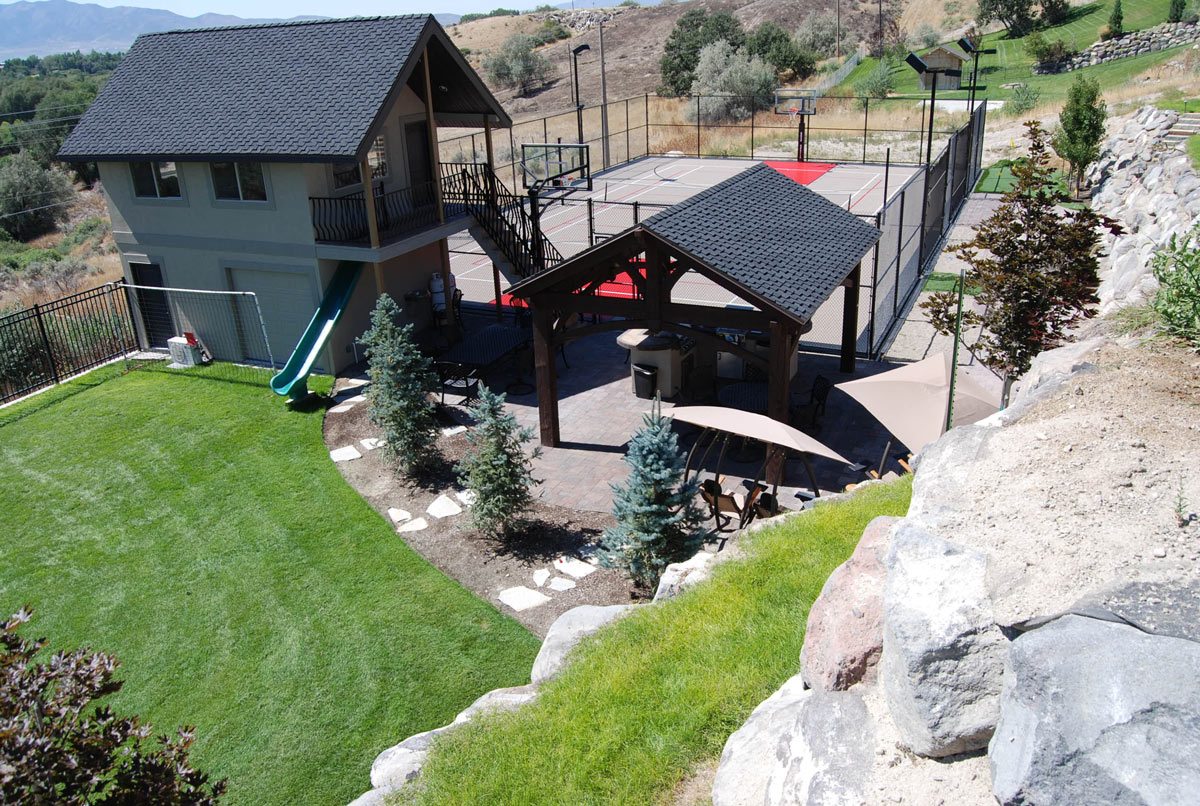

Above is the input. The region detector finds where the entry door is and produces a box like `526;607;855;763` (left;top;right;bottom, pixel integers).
405;121;434;191
128;262;174;349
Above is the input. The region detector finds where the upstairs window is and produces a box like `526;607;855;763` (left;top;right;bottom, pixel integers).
130;162;181;198
331;136;388;190
211;162;267;202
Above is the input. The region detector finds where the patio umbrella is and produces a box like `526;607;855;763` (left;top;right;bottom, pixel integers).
835;352;998;457
669;406;850;465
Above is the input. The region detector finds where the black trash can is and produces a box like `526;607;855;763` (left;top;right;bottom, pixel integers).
632;363;657;400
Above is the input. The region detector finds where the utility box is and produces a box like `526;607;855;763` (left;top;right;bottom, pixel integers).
167;336;202;368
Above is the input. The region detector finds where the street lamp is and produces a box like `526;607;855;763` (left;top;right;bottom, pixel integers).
571;43;591;144
957;36;997;113
905;52;960;165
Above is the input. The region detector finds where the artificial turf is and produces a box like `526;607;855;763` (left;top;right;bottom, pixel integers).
409;478;913;805
0;368;540;804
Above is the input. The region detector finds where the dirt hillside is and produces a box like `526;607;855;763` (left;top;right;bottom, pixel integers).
446;0;885;118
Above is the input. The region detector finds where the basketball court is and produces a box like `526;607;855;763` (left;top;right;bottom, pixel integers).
450;154;921;352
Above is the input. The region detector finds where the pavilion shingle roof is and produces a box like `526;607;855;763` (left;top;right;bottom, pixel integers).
59;15;505;163
640;163;881;322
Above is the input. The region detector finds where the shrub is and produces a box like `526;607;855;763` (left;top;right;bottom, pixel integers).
22;256;98;295
484;34;555;96
0;608;225;804
1109;0;1124;37
1005;83;1041;115
0;152;74;241
1169;0;1186;23
855;59;896;103
530;19;570;47
1098;23;1115;40
619;0;640;6
597;403;707;588
746;21;814;77
1024;31;1073;63
456;385;541;536
795;11;840;58
1041;0;1071;24
659;9;746;95
913;22;942;48
1150;224;1200;348
359;294;440;474
688;40;776;121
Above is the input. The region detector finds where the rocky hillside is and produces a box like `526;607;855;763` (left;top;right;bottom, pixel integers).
446;0;882;117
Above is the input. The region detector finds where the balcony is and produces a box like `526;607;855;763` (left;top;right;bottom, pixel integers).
309;164;484;248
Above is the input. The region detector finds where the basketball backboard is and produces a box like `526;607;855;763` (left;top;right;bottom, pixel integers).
521;142;592;191
773;88;818;119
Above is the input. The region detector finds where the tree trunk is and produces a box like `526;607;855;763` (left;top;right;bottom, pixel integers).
1000;375;1016;409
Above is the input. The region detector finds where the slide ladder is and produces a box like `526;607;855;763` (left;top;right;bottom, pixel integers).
270;261;363;398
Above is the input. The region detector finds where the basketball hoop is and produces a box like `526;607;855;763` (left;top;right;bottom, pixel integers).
788;106;801;122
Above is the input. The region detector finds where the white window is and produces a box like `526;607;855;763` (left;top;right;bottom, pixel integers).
211;162;268;201
130;162;181;198
331;136;388;190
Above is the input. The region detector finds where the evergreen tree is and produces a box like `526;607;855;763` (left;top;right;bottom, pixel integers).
921;122;1107;405
598;403;707;589
1052;74;1107;191
1109;0;1124;36
456;385;542;536
358;294;439;474
1170;0;1186;24
659;9;745;96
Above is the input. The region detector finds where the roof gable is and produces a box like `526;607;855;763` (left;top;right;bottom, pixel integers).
59;15;509;163
639;164;881;322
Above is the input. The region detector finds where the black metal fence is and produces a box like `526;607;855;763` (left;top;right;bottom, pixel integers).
0;284;136;404
439;92;967;196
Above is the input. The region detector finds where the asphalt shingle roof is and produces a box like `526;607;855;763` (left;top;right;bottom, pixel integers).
59;16;496;163
640;163;882;323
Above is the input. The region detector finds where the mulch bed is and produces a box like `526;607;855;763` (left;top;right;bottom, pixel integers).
321;382;642;637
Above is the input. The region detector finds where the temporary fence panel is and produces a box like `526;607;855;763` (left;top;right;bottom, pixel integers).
0;283;136;404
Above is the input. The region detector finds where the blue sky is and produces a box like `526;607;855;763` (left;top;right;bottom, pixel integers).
2;0;513;18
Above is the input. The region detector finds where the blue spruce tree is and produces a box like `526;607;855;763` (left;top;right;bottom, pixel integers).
599;402;708;588
456;385;541;536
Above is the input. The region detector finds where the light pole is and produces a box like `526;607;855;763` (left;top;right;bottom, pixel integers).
905;52;960;165
571;43;591;144
957;36;997;114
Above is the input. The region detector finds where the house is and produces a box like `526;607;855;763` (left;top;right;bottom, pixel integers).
918;45;968;90
59;15;514;376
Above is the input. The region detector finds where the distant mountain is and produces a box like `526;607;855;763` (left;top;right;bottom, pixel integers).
0;0;459;60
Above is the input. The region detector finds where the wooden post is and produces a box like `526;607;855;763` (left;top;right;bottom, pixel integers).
361;158;381;250
532;306;560;446
492;262;503;321
767;320;792;484
840;262;861;374
644;241;663;331
484;117;495;171
421;48;445;225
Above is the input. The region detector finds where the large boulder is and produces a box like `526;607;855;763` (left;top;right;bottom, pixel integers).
711;674;810;806
530;604;634;684
990;614;1200;805
881;521;1008;757
654;551;718;601
765;687;875;805
800;515;897;691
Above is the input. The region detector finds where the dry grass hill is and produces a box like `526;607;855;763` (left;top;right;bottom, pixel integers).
446;0;894;118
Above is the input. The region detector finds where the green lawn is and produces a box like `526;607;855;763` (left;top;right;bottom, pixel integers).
0;369;539;804
840;0;1173;105
409;479;913;805
1188;134;1200;171
975;158;1071;193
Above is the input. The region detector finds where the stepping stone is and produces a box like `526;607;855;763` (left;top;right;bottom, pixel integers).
329;404;355;414
548;577;576;592
330;446;362;462
343;394;366;404
455;489;477;507
360;437;385;451
343;377;370;388
442;425;468;437
533;569;551;588
397;517;428;533
387;508;412;524
554;556;597;579
498;586;551;612
427;495;463;519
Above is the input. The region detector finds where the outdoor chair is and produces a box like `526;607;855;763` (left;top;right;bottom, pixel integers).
790;375;832;430
434;361;480;406
699;478;762;531
555;312;582;369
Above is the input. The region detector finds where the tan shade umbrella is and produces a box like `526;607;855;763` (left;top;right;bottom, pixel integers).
668;406;850;465
835;353;998;454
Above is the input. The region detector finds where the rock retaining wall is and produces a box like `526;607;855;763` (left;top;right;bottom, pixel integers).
1033;21;1200;74
1089;106;1200;313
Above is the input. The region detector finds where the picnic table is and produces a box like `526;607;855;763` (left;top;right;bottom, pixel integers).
440;323;530;369
717;381;768;414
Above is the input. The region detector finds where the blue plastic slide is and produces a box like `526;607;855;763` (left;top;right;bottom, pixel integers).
270;261;363;398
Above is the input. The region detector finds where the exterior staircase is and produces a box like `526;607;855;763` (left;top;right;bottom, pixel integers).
1165;112;1200;142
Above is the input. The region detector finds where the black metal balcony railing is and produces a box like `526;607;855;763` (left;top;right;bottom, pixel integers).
310;180;441;245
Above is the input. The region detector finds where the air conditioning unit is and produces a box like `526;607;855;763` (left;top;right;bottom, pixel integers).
167;336;202;368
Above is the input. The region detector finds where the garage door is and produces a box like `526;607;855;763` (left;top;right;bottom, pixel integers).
229;267;318;368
